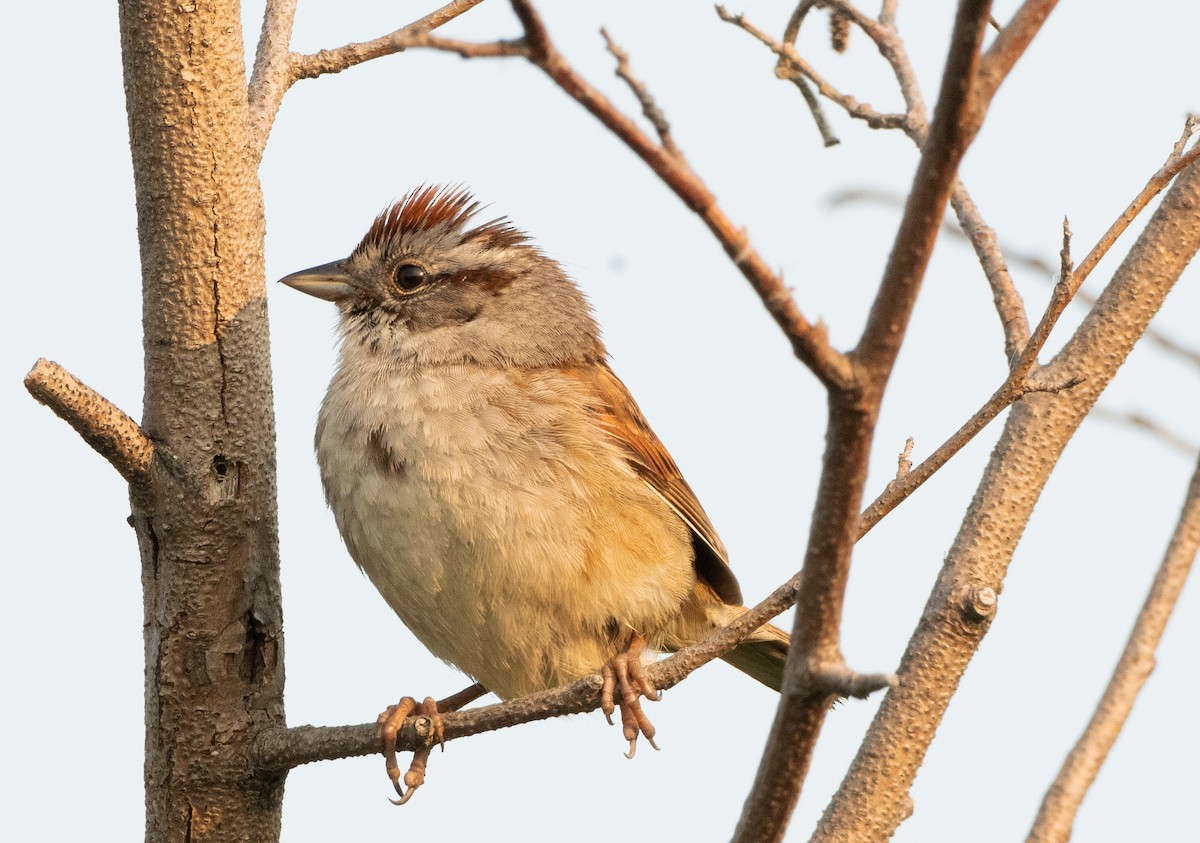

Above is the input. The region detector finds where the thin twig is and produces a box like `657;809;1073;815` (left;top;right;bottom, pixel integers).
783;0;819;46
763;1;1036;362
734;4;996;840
849;0;1031;354
24;358;153;486
833;186;1200;369
1014;125;1200;379
853;1;990;378
856;119;1200;535
1028;450;1200;843
777;1;841;146
1073;119;1200;287
600;29;680;157
295;0;498;74
728;4;1032;357
1059;216;1073;279
495;0;852;388
790;75;841;147
726;9;910;132
295;31;524;79
857;368;1082;538
950;183;1031;358
834;181;1032;359
247;0;495;156
817;1;926;121
879;0;898;25
817;96;1200;843
407;0;492;31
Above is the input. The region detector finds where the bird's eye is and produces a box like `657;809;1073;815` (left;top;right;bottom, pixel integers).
393;263;428;292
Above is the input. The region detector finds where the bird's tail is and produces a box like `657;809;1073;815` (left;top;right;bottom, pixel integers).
720;619;790;692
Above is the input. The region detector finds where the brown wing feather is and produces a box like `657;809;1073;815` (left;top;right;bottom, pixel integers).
564;363;744;606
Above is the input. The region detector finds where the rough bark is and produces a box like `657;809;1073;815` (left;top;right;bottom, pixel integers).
811;135;1200;843
116;0;286;840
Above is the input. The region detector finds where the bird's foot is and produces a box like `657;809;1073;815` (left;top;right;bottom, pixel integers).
377;695;440;805
600;633;661;759
377;683;487;805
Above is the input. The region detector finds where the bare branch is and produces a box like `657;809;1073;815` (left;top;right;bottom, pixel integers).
247;0;298;158
975;0;1061;109
295;31;524;80
857;367;1083;539
1072;119;1200;288
723;9;910;132
833;183;1033;359
950;183;1031;359
816;106;1200;843
1014;122;1200;379
24;358;153;486
247;0;497;156
493;1;853;388
789;74;841;147
600;29;679;157
408;0;493;31
1059;216;1073;280
1028;450;1200;843
255;565;826;773
836;185;1200;369
300;0;499;72
895;437;914;478
858;118;1200;537
733;4;996;840
818;1;926;120
817;0;1037;358
735;5;1031;357
776;1;841;145
854;0;990;378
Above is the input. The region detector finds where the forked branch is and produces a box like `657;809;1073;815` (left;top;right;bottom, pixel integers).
858;116;1199;534
728;2;1033;361
816;108;1200;843
509;0;852;388
247;0;496;156
733;4;998;840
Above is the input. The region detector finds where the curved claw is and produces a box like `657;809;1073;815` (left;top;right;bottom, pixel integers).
602;633;662;758
600;663;617;726
378;696;418;801
376;687;480;805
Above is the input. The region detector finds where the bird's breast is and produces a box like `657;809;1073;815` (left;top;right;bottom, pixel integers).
313;358;695;697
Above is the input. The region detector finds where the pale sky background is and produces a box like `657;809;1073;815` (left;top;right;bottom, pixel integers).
4;2;1198;841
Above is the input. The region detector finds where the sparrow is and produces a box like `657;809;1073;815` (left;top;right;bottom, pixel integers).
281;185;790;802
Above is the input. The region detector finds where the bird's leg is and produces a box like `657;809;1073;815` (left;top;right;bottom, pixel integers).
377;682;488;805
599;633;661;759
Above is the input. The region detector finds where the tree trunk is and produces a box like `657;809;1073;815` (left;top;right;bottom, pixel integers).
116;0;286;839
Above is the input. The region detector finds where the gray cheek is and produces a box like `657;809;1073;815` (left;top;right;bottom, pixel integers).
412;289;488;330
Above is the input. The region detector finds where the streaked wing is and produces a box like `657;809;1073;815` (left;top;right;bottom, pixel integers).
563;362;743;606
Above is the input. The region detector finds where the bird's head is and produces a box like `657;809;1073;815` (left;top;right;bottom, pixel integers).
281;185;605;368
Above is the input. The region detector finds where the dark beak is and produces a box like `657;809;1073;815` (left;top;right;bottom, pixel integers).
279;259;353;302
